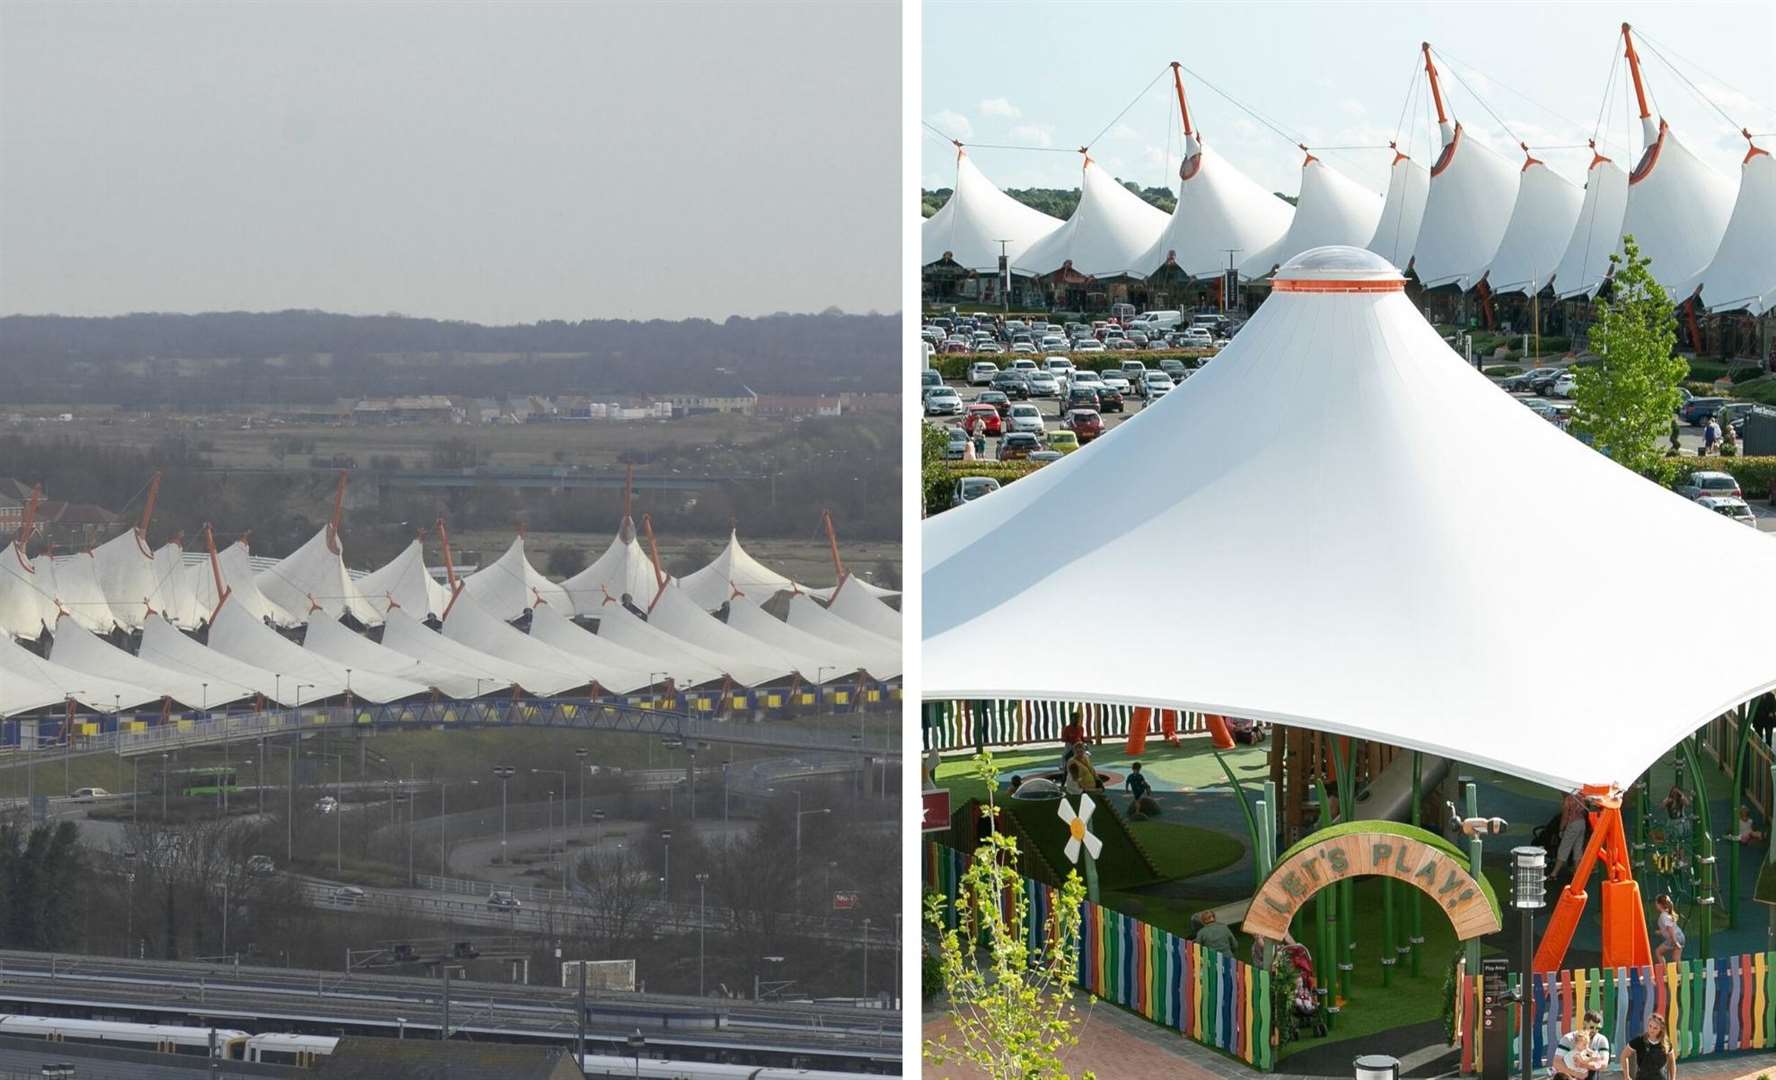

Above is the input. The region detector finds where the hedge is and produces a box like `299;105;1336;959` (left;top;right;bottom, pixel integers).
926;460;1044;515
927;348;1216;381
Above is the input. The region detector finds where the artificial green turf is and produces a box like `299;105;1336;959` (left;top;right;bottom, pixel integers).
1127;819;1245;881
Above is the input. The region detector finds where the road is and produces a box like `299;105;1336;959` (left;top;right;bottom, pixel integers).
0;949;900;1067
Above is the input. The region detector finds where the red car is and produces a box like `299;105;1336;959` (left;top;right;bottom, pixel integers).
1063;408;1105;442
961;405;1003;436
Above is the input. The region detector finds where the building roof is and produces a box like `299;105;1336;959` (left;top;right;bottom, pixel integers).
313;1037;582;1080
1485;156;1584;296
1366;151;1431;271
1135;132;1294;281
1014;158;1169;279
1683;146;1776;315
1410;124;1521;290
1240;157;1383;278
923;245;1776;792
922;149;1064;272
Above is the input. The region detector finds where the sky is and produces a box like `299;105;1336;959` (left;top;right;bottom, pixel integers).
923;1;1775;202
0;1;900;324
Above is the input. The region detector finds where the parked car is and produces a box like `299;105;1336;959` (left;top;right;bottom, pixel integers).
488;890;522;910
1045;429;1080;454
1499;366;1559;392
1719;401;1758;432
1063;409;1106;442
943;427;969;460
976;389;1012;415
1010;358;1039;374
315;796;339;814
954;476;1001;503
939;340;972;354
1549;372;1578;398
923;387;964;417
967;361;1000;386
1005;403;1045;435
1095;385;1125;413
1098;372;1131;394
1074;339;1105;353
334;885;366;903
1179;326;1213;344
921;368;943;389
1680;397;1728;425
1158;358;1189;380
1065;386;1101;412
1011;342;1037;354
989;371;1031;399
1139;372;1175;399
1674;470;1742;501
70;787;110;802
961;404;1003;437
974;341;1004;354
1070;369;1103;388
1026;371;1060;397
997;432;1042;460
1698;495;1756;527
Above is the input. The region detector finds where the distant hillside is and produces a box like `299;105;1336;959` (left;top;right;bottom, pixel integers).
0;310;896;405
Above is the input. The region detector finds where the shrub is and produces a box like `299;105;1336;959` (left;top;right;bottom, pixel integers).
1731;365;1770;385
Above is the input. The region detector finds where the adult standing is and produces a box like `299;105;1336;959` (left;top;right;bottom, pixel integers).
1622;1013;1674;1080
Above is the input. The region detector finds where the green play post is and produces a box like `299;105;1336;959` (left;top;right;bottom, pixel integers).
1681;737;1714;960
1463;778;1481;975
1730;704;1753;929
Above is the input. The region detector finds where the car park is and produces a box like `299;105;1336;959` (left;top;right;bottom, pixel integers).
954;476;1001;503
924;386;964;416
1675;470;1742;500
1698;495;1756;527
1064;409;1105;442
998;432;1042;460
962;404;1003;437
1005;403;1045;435
967;361;1000;386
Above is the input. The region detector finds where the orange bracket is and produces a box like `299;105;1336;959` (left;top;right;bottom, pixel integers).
1533;784;1652;971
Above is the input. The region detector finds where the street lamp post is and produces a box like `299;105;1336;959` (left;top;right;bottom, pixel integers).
575;747;589;830
659;828;672;901
160;752;170;820
492;766;515;865
696;872;710;996
318;752;345;873
1511;846;1547;1080
861;918;870;1000
626;1030;646;1080
533;768;568;890
791;791;830;909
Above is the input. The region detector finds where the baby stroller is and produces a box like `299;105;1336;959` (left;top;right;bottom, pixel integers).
1281;943;1328;1039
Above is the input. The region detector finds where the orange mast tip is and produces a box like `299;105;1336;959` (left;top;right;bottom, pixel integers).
1422;43;1449;126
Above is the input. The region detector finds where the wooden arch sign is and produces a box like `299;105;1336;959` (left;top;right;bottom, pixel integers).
1242;822;1502;941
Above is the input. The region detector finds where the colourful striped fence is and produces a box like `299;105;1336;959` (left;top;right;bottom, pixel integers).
1456;953;1776;1072
926;841;1273;1070
922;699;1210;753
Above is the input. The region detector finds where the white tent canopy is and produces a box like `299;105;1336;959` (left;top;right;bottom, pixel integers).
1241;156;1383;278
523;604;659;694
439;596;589;696
461;537;573;620
561;521;662;613
257;526;380;626
675;530;797;611
923;246;1776;792
1366;151;1431;271
1484;157;1584;295
784;593;901;679
354;540;454;619
0;546;55;641
156;543;210;629
922;150;1063;271
375;608;520;697
825;582;902;642
589;600;733;689
646;587;800;685
207;600;422;703
724;596;865;682
1;633;160;712
33;553;120;635
137;613;301;706
303;615;481;699
1550;153;1630;299
1618;120;1736;301
188;542;298;629
91;529;174;631
1014;158;1168;279
50;612;254;709
1411;125;1521;290
802;575;899;603
1136;133;1294;280
1684;148;1776;315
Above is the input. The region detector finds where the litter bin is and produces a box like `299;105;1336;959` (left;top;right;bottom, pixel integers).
1354;1054;1400;1080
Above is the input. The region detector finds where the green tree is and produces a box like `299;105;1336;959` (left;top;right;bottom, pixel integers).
920;423;951;517
1570;234;1685;482
924;753;1093;1080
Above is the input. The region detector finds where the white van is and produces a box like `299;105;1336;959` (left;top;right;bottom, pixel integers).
1141;310;1183;331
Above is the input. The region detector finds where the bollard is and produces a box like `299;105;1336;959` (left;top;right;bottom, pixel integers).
1354;1053;1400;1080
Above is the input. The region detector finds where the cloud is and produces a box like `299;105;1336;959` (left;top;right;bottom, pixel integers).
932;109;973;140
1105;122;1141;142
1340;98;1366;118
979;97;1022;119
1011;122;1055;148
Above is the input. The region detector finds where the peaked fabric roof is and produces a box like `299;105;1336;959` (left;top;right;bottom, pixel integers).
137;612;302;706
1366;151;1431;271
1485;157;1584;295
375;607;522;697
303;615;482;699
923;245;1776;792
439;595;588;696
207;599;424;703
784;593;901;679
646;587;798;685
1135;133;1294;280
1241;157;1384;278
459;537;573;620
1411;125;1522;289
802;575;899;602
523;604;658;694
1;633;160;712
1014;158;1169;278
0;544;55;640
1683;148;1776;315
825;580;902;642
922;150;1064;271
1618;120;1737;299
188;542;298;628
589;600;731;689
561;521;663;613
91;529;173;630
33;553;119;635
675;530;799;610
725;596;865;682
257;526;380;626
1550;154;1630;299
354;540;453;619
50;612;253;709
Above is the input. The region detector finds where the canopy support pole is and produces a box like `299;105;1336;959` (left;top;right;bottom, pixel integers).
1169;61;1193;138
641;513;668;612
821;509;848;598
436;518;463;619
1409;751;1423;976
203;523;232;623
327;470;348;555
135;471;162;556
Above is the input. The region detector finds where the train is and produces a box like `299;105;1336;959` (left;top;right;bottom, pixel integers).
0;1016;881;1077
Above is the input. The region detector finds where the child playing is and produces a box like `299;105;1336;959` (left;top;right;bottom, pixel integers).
1653;894;1685;964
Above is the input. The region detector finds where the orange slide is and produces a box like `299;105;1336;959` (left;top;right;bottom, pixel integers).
1533;784;1652;971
